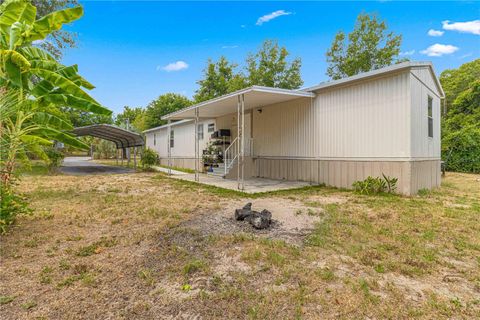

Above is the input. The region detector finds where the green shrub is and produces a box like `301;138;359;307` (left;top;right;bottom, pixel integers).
352;174;397;195
45;147;65;173
141;148;159;169
0;183;31;233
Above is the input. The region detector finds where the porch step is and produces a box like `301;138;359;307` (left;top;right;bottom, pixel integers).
207;171;225;178
206;164;226;178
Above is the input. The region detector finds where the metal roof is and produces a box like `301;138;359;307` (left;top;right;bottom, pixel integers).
303;61;445;97
161;85;315;120
142;119;194;133
72;124;144;149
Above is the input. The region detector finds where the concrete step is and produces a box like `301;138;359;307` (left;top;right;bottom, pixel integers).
207;171;225;178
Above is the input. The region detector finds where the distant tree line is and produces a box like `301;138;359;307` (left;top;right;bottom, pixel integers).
440;59;480;173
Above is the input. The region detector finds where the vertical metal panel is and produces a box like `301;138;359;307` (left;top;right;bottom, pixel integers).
410;70;441;159
252;72;411;159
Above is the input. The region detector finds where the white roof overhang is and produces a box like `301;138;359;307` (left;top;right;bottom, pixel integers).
162;86;315;120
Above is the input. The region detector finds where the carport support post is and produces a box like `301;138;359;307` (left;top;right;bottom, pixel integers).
236;95;240;190
133;147;137;170
241;93;245;191
236;94;245;191
167;119;171;175
194;108;199;182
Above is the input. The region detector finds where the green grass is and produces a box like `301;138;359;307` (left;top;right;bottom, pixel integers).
157;165;195;174
0;296;15;305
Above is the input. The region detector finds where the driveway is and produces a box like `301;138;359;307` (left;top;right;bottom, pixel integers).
60;156;134;175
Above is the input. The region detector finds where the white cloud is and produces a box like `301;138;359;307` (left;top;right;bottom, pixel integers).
159;61;189;72
427;29;444;37
420;44;459;57
442;20;480;35
400;50;415;56
256;10;292;26
222;45;239;49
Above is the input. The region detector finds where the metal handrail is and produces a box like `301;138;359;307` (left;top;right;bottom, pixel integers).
224;137;239;176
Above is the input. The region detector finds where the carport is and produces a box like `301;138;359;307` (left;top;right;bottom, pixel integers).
72;124;145;169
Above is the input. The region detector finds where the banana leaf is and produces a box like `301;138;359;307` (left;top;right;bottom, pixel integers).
32;112;73;130
32;68;99;104
18;46;56;62
4;57;22;88
38;94;112;116
34;127;89;150
0;1;36;34
27;7;83;42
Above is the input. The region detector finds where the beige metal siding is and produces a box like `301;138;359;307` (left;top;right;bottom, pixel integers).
314;72;411;158
253;97;314;157
144;120;214;159
252;71;411;159
410;71;442;159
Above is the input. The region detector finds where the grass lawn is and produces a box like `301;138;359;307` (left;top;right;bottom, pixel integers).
0;171;479;319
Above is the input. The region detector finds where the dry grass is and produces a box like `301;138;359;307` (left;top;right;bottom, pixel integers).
0;171;479;319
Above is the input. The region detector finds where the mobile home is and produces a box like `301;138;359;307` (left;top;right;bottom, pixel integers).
144;61;444;195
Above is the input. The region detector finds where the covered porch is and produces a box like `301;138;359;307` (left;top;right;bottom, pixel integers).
161;85;315;191
169;172;311;194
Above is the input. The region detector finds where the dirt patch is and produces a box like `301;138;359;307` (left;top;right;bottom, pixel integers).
177;198;323;245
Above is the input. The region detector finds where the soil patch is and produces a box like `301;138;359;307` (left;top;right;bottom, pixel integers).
177;198;323;245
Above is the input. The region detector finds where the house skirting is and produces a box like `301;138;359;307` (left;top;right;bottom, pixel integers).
253;158;441;195
159;157;200;171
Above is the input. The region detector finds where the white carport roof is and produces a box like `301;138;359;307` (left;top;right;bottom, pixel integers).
162;86;315;120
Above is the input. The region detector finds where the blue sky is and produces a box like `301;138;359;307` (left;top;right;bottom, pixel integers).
62;1;480;114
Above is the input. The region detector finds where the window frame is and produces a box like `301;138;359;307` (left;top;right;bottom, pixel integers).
207;123;215;133
170;129;174;148
153;133;156;146
197;124;204;140
427;95;433;138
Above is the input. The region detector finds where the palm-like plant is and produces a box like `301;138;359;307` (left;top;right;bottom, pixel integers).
0;0;112;186
1;90;86;185
0;0;110;114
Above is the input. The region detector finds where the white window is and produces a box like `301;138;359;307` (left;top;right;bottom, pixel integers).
428;96;433;138
198;124;204;140
170;130;174;148
207;123;215;133
153;133;156;146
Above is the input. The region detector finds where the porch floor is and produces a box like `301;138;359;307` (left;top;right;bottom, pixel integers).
169;173;311;194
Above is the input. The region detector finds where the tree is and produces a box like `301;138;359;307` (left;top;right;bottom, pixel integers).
326;13;403;80
144;93;192;129
194;56;246;102
62;107;113;127
115;106;146;132
440;59;480;109
32;0;79;59
245;40;303;89
440;59;480;173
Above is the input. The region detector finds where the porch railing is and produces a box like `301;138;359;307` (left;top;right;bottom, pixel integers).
224;137;239;176
223;137;254;176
